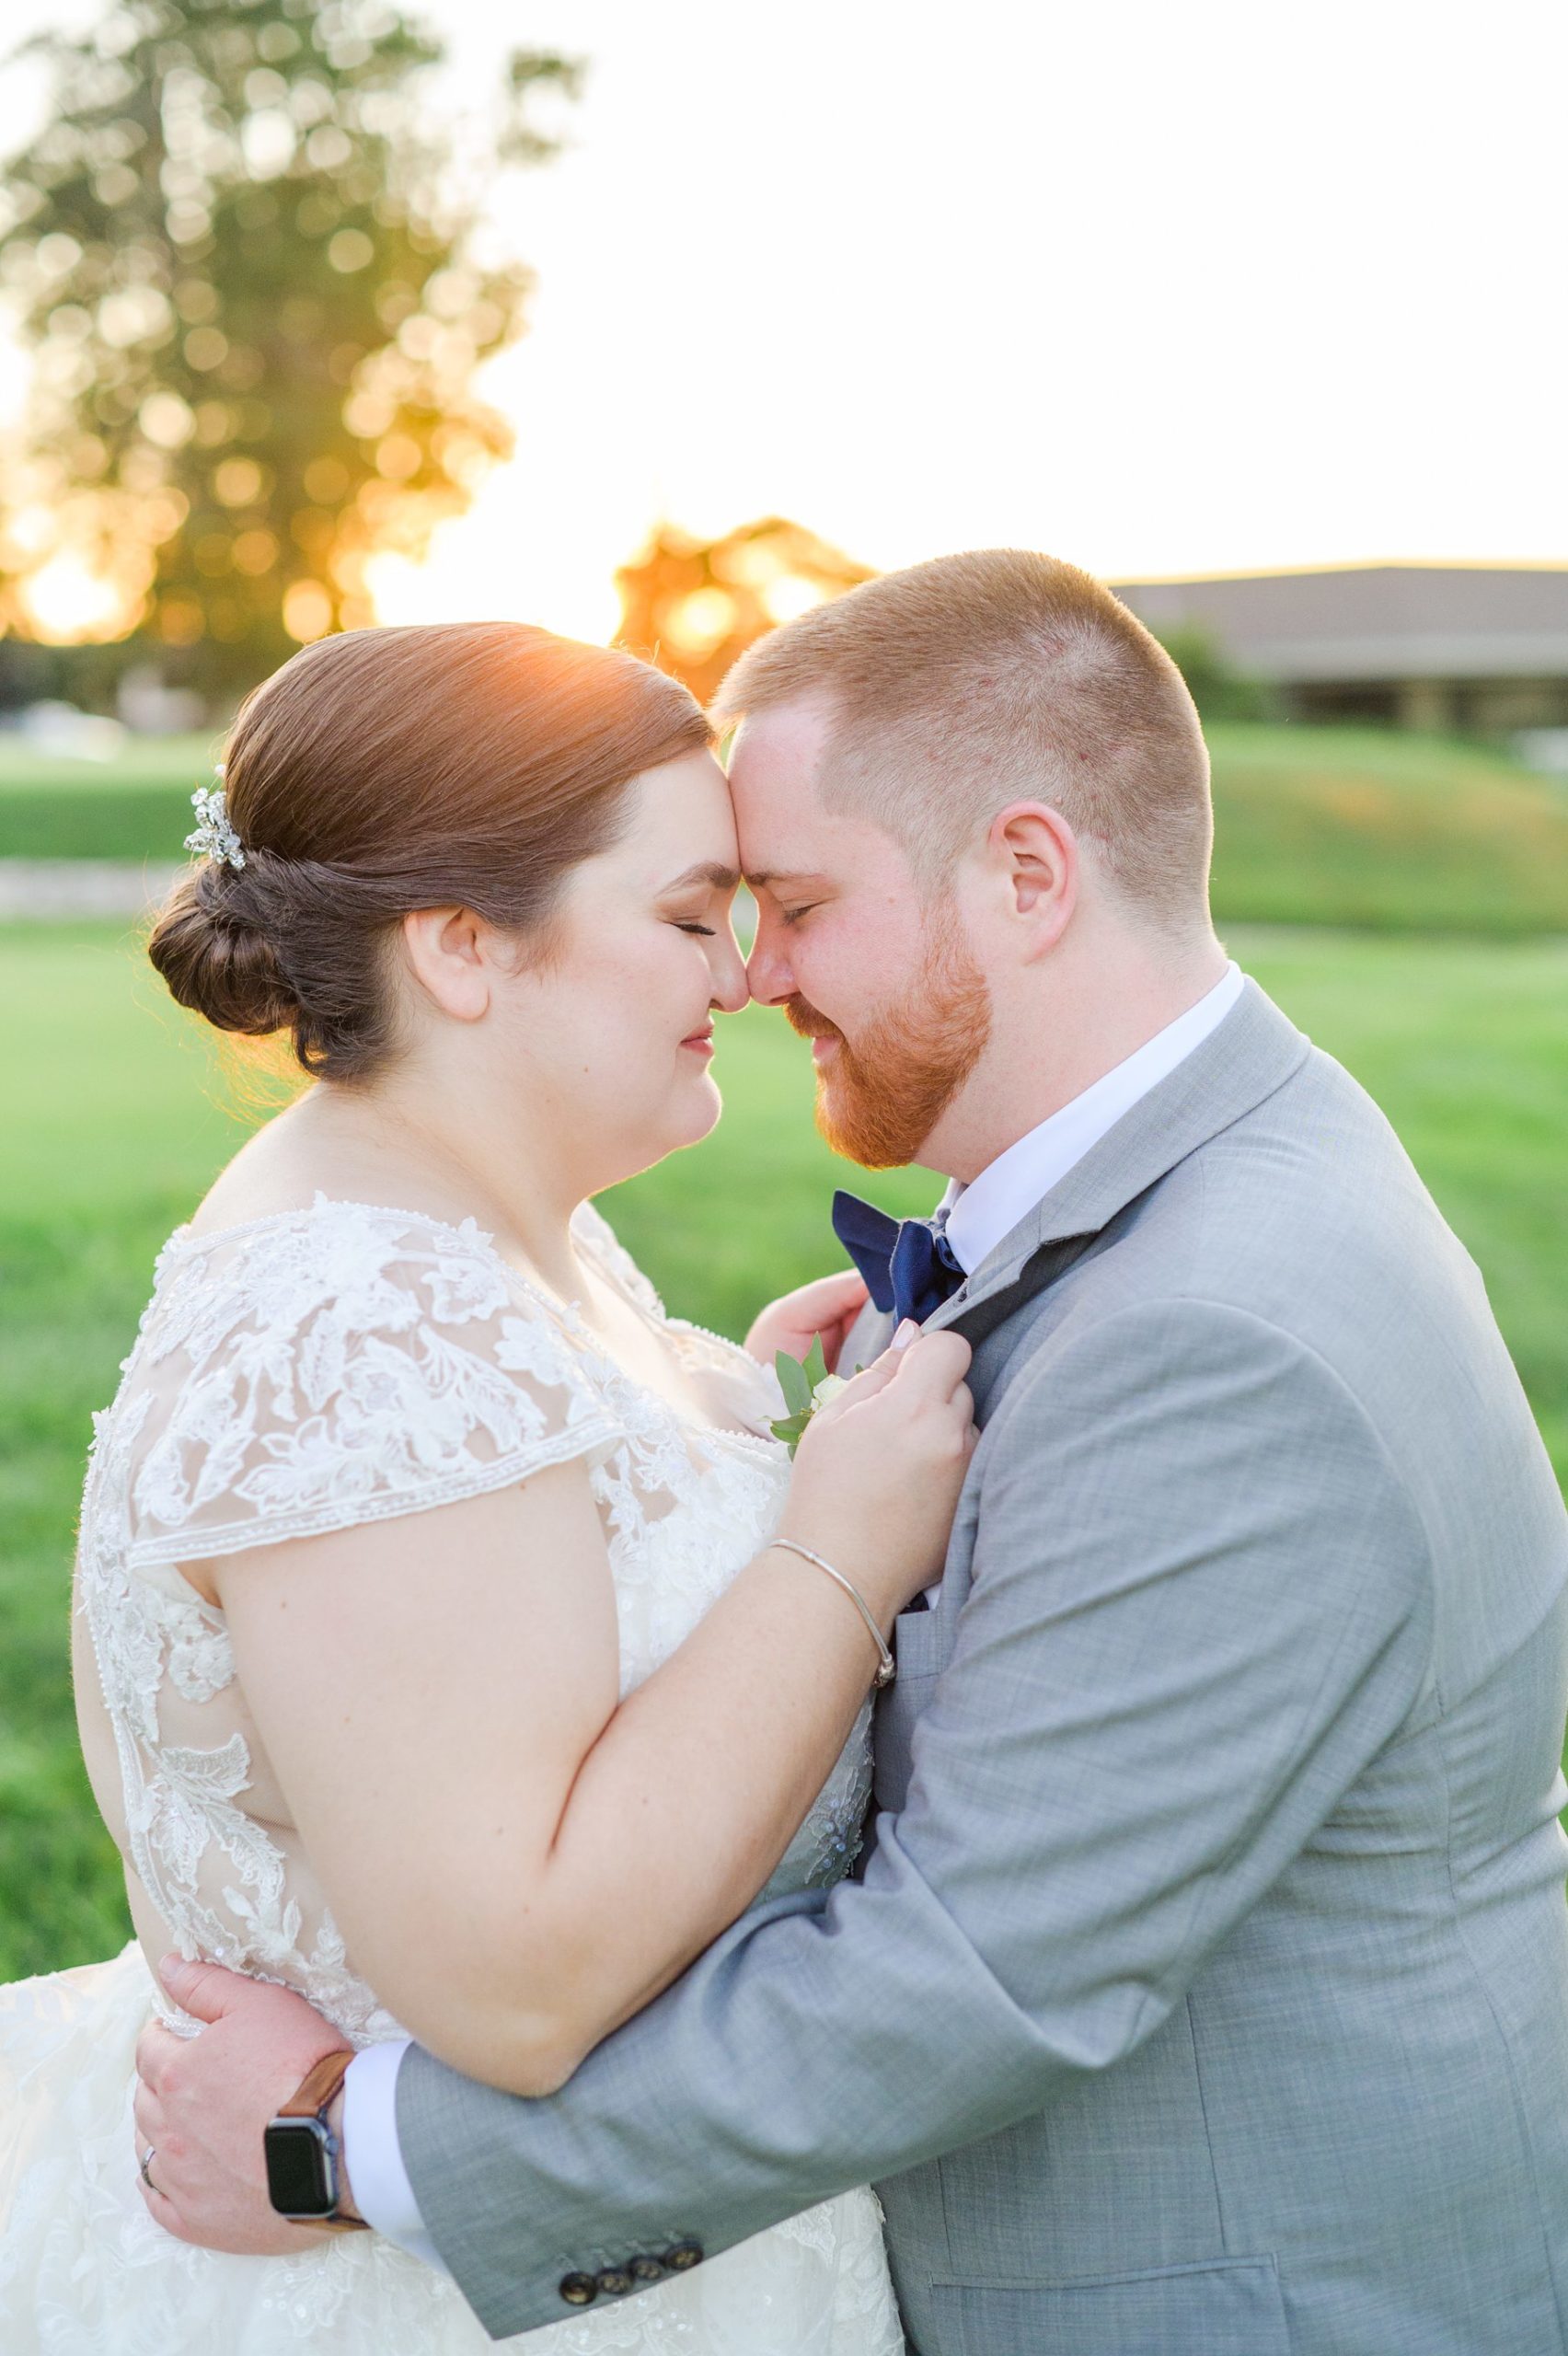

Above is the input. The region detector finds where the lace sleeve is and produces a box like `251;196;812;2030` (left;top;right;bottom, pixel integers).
123;1198;619;1574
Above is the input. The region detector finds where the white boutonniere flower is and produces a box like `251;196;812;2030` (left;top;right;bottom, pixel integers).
770;1335;853;1456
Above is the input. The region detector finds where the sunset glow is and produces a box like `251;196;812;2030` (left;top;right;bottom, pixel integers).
2;0;1564;651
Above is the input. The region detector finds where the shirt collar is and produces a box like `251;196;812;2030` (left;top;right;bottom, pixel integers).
941;963;1245;1276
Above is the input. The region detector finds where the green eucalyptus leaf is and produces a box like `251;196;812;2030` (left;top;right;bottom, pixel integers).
802;1334;829;1390
775;1349;813;1416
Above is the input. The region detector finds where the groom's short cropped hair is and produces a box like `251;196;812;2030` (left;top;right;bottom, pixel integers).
714;549;1213;929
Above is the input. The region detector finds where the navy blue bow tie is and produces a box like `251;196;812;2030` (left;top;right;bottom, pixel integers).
832;1190;966;1329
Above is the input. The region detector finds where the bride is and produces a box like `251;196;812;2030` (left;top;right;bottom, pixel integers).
0;620;974;2353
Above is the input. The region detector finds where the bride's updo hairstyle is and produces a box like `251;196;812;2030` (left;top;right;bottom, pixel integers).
150;622;711;1081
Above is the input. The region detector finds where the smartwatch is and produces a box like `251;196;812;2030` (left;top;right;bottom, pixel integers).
263;2050;369;2230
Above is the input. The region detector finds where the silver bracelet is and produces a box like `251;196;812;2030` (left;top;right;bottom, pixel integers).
770;1540;896;1689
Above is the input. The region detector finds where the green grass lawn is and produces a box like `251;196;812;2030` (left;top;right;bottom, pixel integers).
6;723;1568;936
0;734;217;862
1206;724;1568;935
1;922;1563;1976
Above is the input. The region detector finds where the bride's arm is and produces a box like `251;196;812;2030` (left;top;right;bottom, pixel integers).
214;1333;970;2099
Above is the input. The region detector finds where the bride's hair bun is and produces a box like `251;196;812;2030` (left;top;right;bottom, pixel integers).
149;858;299;1042
146;623;710;1082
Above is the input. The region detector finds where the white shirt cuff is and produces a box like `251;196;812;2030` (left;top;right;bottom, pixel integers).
341;2040;450;2276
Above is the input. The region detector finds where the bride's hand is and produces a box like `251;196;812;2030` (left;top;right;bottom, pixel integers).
745;1271;870;1374
779;1327;976;1627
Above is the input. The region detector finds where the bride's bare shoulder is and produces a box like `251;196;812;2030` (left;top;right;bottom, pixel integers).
180;1096;460;1242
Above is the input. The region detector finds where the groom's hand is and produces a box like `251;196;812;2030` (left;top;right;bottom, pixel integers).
133;1954;355;2255
745;1270;870;1373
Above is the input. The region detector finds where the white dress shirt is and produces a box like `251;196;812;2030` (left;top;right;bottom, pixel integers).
340;959;1246;2261
940;960;1244;1277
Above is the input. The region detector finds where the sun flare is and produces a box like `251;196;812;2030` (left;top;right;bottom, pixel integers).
17;555;131;643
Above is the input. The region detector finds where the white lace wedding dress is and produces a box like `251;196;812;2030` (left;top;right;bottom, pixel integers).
0;1195;905;2355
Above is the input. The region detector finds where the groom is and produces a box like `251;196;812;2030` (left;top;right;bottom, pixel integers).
138;551;1568;2351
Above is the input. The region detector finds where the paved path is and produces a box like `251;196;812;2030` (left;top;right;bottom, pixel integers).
0;860;185;919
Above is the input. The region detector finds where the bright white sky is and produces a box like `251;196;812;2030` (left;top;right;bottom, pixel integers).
4;0;1566;642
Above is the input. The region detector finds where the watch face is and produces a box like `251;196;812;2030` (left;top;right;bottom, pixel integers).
264;2119;334;2217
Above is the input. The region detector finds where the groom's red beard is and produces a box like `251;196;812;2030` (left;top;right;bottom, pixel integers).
783;912;994;1170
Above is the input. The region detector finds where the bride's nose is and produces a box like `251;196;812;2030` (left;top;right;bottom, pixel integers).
709;936;750;1015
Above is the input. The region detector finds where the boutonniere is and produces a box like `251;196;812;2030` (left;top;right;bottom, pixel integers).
770;1335;853;1456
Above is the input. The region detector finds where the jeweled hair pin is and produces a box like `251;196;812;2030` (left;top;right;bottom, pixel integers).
186;777;246;871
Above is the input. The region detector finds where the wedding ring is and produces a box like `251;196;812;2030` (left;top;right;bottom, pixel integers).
139;2143;159;2193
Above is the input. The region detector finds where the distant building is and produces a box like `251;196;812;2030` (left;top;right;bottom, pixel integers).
1111;563;1568;736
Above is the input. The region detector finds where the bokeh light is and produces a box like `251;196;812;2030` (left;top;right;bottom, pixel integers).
19;555;127;641
282;580;334;641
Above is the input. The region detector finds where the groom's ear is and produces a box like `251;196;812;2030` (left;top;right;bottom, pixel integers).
985;801;1078;958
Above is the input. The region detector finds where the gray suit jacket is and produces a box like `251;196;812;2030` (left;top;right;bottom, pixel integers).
399;981;1568;2353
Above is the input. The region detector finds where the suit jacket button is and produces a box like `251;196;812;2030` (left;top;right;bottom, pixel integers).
663;2239;704;2271
559;2273;597;2306
596;2268;635;2297
628;2255;666;2281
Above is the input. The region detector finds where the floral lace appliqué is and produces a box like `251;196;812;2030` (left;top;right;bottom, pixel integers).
38;1195;899;2352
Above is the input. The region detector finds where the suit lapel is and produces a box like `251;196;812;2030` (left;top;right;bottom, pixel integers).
838;1295;895;1379
925;980;1311;1345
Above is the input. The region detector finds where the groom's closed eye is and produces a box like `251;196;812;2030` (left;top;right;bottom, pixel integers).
747;873;834;920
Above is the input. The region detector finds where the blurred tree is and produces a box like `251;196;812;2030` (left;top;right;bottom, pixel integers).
1152;623;1274;722
0;0;577;703
616;516;874;705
